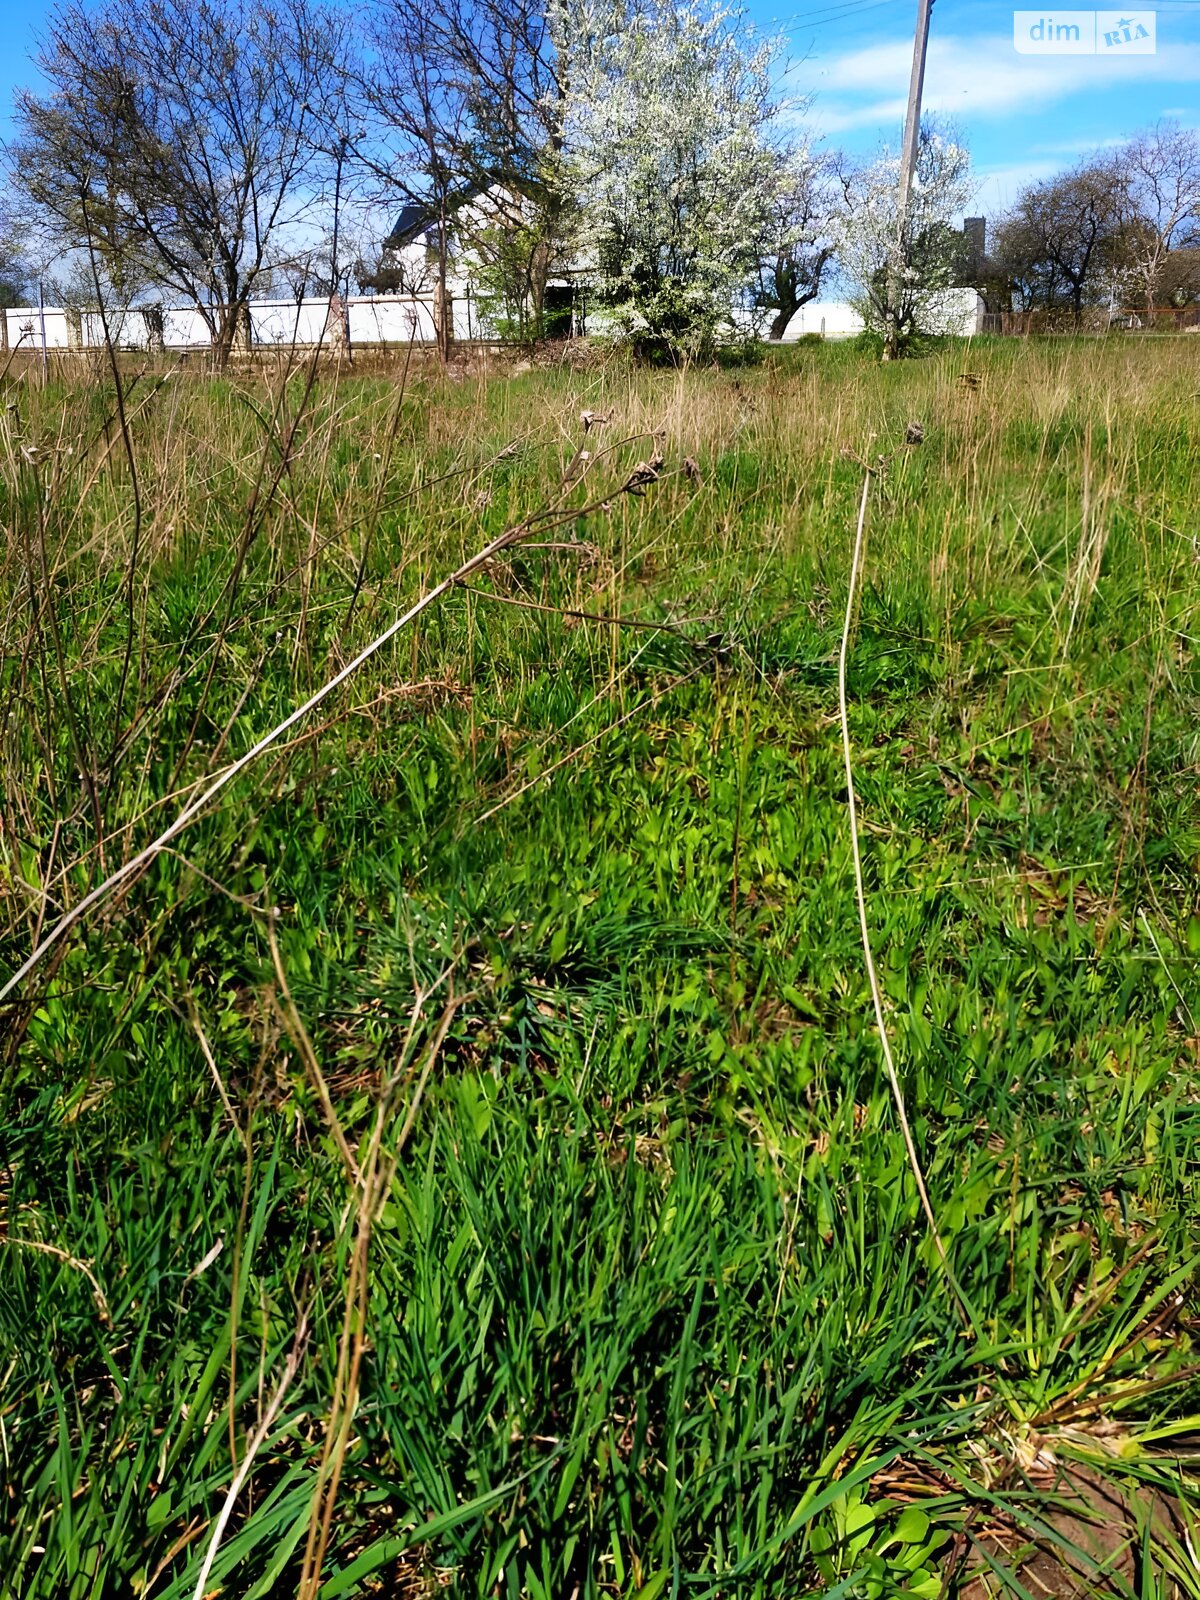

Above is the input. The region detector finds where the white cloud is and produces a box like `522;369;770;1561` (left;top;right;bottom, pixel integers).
797;30;1200;136
1027;134;1129;157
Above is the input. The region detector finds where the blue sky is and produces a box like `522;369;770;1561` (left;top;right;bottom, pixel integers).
1;0;1198;229
771;0;1200;220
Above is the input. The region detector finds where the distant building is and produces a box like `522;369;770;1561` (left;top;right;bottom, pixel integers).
962;217;987;281
779;289;985;342
374;186;584;339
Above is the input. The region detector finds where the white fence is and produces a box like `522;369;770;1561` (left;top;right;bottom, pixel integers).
780;302;866;341
4;307;72;349
2;294;445;353
1;290;988;354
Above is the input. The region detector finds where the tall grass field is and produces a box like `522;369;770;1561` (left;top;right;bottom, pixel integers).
1;337;1198;1599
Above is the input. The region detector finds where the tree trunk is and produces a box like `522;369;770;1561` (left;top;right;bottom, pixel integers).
435;210;450;364
213;300;253;369
883;292;901;361
768;306;795;341
324;292;350;360
530;239;552;341
434;278;452;360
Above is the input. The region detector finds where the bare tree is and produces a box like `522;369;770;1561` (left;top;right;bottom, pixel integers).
1119;121;1200;314
435;0;573;334
12;0;345;366
0;203;31;315
355;0;576;346
1149;247;1200;309
355;0;470;360
996;160;1131;321
0;205;31;352
993;208;1062;313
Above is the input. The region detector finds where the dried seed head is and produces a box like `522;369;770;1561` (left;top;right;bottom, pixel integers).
622;450;664;495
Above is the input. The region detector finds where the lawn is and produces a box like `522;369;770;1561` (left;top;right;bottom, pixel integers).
1;336;1198;1599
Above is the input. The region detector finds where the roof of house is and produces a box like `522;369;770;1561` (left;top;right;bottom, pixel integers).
383;203;435;250
383;183;506;251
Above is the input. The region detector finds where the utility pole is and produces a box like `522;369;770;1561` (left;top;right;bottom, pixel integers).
885;0;935;361
328;131;352;364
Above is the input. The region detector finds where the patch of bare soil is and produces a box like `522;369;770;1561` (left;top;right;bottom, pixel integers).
955;1462;1189;1599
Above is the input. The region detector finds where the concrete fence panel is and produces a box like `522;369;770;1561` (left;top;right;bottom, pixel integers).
4;295;444;354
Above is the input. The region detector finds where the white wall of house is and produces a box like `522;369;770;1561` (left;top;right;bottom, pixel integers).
386;240;435;292
927;289;986;337
780;290;985;342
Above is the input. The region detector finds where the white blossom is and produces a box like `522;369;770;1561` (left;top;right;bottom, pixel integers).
835;124;974;345
559;0;786;355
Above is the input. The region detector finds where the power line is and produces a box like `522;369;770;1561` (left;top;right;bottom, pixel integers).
786;0;903;34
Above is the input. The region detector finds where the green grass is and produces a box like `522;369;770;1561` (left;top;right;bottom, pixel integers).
1;336;1198;1598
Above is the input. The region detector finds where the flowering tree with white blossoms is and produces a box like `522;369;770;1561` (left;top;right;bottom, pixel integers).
561;0;786;358
835;123;974;351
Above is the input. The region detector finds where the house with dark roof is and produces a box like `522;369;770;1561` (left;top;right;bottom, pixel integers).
384;202;438;251
365;184;584;339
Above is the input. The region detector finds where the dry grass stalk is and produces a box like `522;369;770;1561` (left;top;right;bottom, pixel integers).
288;939;466;1600
838;463;970;1332
189;1305;310;1600
0;1234;112;1326
0;430;668;1014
